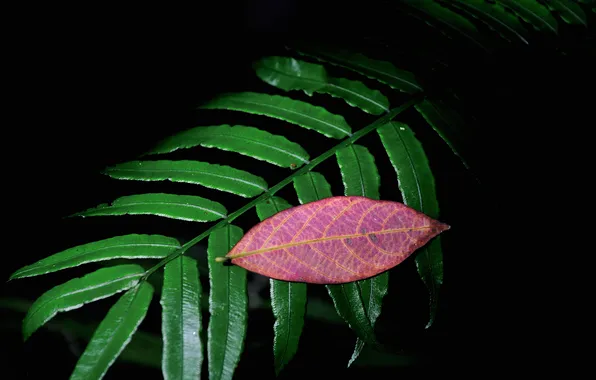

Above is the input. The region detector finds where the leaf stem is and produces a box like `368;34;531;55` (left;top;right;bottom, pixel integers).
142;94;424;280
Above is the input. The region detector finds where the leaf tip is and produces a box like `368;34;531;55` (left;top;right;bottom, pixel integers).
22;327;33;342
434;220;450;234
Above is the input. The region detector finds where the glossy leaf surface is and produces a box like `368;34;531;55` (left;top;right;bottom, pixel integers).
147;125;309;168
70;282;154;380
297;47;422;93
497;0;558;33
336;145;381;200
161;256;203;380
335;144;387;365
256;196;306;375
23;264;145;340
378;122;443;328
208;225;247;380
104;160;268;198
292;172;333;205
73;193;227;222
545;0;587;26
10;234;179;280
254;56;389;115
201;92;351;139
226;196;448;284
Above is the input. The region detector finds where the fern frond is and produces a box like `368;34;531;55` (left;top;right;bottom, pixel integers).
12;41;437;380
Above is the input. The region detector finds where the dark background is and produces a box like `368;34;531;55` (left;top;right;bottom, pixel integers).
3;0;594;378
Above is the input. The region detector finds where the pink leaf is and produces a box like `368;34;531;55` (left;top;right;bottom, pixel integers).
220;196;449;284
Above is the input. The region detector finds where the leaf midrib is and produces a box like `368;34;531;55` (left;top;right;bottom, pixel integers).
219;228;232;380
94;284;143;378
326;82;389;112
109;167;267;191
501;0;557;33
16;243;179;276
26;272;143;328
203;133;310;163
221;97;351;137
553;0;586;25
178;258;185;378
91;201;226;218
228;226;434;259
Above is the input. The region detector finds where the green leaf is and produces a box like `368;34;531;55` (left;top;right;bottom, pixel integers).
497;0;558;33
544;0;587;26
325;77;390;115
73;193;227;222
70;281;154;380
146;125;310;169
256;196;307;375
103;160;268;198
335;144;387;365
415;99;470;169
161;256;203;380
335;145;380;200
254;56;389;115
378;122;443;328
296;48;423;93
446;0;530;44
10;234;180;280
23;264;145;341
254;56;328;94
401;0;485;50
292;172;333;205
207;225;247;380
348;274;388;367
201;92;351;139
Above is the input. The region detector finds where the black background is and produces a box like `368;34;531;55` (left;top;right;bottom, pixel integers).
3;0;594;378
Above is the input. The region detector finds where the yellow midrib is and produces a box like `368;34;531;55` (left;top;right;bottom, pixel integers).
227;225;432;260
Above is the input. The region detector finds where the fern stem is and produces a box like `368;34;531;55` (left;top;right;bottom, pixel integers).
143;94;424;280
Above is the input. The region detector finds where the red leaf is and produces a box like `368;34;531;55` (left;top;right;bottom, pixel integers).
222;196;449;284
